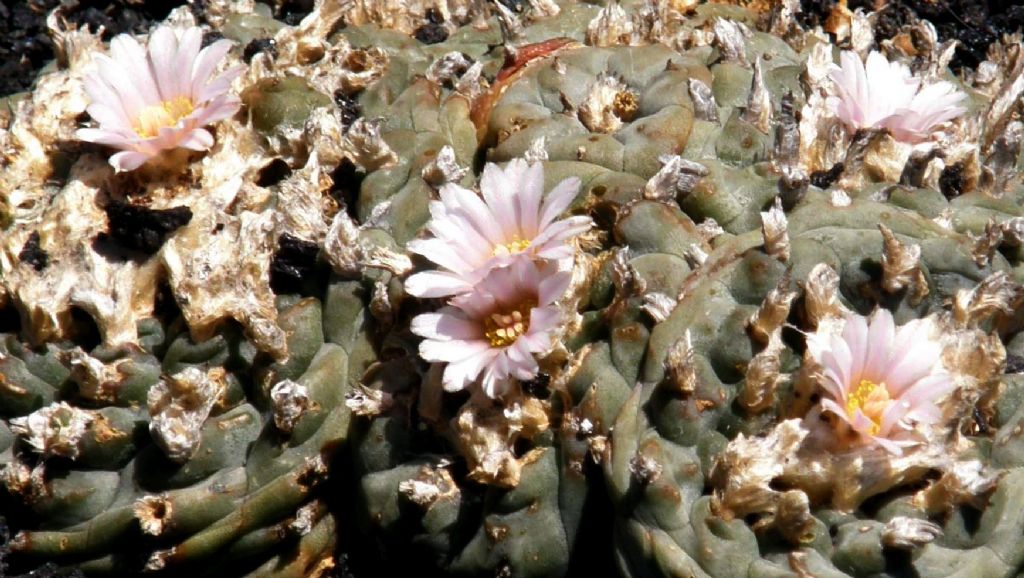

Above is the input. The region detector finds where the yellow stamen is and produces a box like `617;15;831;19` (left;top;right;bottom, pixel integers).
492;237;532;257
483;305;533;347
845;379;892;435
134;97;195;138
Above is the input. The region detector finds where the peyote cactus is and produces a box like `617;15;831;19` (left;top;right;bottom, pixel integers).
2;0;1024;577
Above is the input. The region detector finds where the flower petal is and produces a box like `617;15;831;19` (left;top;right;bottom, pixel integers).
404;270;474;298
109;150;152;172
420;338;492;363
538;177;581;229
411;310;482;341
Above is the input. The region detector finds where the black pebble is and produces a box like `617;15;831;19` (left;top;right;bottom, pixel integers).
522;373;551;399
243;38;277;63
333;90;363;126
496;0;526;12
939;162;966;199
276;0;315;26
413;8;448;44
18;231;48;271
103;201;193;255
201;30;224;49
1006;354;1024;374
810;162;844;190
256;158;293;187
270;233;320;293
190;0;211;23
329;158;365;216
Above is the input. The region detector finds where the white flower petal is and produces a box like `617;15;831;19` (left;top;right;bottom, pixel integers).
517;161;545;237
808;308;953;451
480;162;520;239
109;150;152;172
538;177;582;229
191;39;235;97
842;313;870;385
176;128;215;151
420;338;492;364
173;26;203;98
407;238;475;275
146;26;180;101
828;50;962;142
404;271;474;298
443;348;499;392
505;339;540;380
862;309;895;383
109;35;161;105
411;310;482;341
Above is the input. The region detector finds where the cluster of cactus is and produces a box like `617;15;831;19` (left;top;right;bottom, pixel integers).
3;0;1024;577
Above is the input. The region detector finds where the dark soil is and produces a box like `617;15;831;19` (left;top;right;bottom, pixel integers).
800;0;1024;72
0;516;85;578
0;0;188;97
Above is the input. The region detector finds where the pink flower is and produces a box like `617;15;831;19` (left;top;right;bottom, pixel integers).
806;309;956;454
76;25;245;172
411;259;570;399
827;50;966;144
404;159;592;298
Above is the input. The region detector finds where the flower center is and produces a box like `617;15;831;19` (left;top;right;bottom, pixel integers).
492;237;532;257
483;305;532;347
846;379;892;435
134;97;195;138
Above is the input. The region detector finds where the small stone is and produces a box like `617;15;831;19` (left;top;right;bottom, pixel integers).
810;162;844;189
939;162;966;199
414;9;448;44
332;91;362;127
